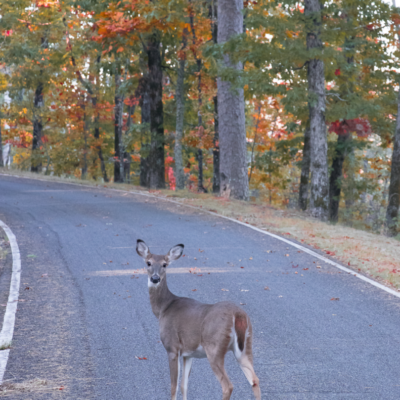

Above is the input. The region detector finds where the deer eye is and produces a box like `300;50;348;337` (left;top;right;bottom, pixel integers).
162;263;167;268
147;261;151;267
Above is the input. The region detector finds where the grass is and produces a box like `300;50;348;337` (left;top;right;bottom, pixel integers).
1;167;400;291
0;342;11;351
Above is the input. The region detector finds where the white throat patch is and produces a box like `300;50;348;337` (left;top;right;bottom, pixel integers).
148;277;160;288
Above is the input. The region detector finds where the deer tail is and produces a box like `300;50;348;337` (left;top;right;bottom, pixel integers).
234;312;248;354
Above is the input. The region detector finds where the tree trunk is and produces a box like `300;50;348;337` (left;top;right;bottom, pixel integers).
81;98;89;180
0;119;3;168
114;74;124;183
305;0;329;220
147;36;165;189
329;132;350;222
140;85;151;187
125;102;136;183
212;95;220;193
298;126;311;210
31;82;44;172
217;0;248;200
93;59;109;182
386;88;400;236
210;2;220;194
174;57;186;190
93;100;109;182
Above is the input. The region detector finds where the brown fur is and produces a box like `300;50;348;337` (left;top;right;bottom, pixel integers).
136;240;261;400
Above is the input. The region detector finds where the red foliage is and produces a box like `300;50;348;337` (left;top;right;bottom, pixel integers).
334;69;341;76
328;118;371;138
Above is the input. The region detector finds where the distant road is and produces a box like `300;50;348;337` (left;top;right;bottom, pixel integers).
1;174;400;399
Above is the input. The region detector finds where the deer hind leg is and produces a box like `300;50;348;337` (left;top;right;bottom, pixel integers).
233;332;261;400
168;352;180;400
180;356;193;400
207;351;233;400
235;355;261;400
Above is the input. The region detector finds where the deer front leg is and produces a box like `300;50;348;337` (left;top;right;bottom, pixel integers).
180;356;193;400
168;352;180;400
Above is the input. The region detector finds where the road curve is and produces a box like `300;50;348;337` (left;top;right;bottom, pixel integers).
1;175;400;400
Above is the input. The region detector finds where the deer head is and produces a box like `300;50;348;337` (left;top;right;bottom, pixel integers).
136;239;184;288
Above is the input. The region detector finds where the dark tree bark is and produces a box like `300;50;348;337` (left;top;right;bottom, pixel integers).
124;101;136;182
189;2;207;193
114;74;124;183
140;87;151;187
80;97;89;180
31;36;48;173
386;88;400;236
93;58;109;182
210;2;220;194
329;132;351;222
147;35;165;189
305;0;329;220
31;82;44;172
217;0;248;200
92;95;109;182
212;95;220;193
0;119;3;168
298;126;311;211
329;34;355;222
174;33;187;190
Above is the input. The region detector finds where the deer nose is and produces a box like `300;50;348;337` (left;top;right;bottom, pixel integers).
151;275;160;284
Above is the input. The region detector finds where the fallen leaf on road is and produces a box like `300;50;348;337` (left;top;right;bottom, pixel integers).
303;268;309;271
249;257;253;260
135;356;148;360
264;286;270;290
295;272;298;274
292;265;298;268
330;297;340;301
221;289;229;291
240;266;244;269
285;254;289;257
316;266;321;269
192;289;197;292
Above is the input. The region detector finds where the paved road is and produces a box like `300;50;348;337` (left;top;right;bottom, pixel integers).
1;175;400;400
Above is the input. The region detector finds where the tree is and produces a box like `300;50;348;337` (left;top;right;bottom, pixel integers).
298;125;311;210
305;0;329;220
387;1;400;236
217;0;248;200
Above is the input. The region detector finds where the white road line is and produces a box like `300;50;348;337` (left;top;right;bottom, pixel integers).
0;220;21;385
2;173;400;300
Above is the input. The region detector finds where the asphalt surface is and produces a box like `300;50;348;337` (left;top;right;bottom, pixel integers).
1;175;400;400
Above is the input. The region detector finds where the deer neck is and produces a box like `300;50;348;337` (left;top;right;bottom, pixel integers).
148;276;176;319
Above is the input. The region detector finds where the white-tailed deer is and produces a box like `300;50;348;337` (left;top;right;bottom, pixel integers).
136;239;261;400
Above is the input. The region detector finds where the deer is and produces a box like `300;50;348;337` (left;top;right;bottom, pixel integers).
136;239;261;400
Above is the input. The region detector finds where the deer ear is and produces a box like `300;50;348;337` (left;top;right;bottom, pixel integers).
167;244;184;262
136;239;150;259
